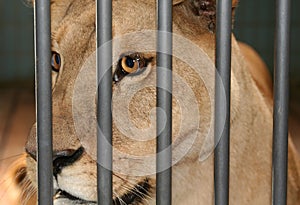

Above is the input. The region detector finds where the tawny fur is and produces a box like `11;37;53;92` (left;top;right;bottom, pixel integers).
3;0;300;204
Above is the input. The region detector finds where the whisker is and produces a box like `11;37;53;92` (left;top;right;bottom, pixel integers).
113;190;126;205
0;167;24;203
120;177;152;199
121;183;152;203
114;173;152;196
21;183;36;205
112;173;153;204
19;174;36;205
0;153;24;162
121;185;151;205
0;155;31;205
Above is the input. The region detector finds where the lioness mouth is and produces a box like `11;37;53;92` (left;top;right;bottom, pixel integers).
54;189;96;203
54;179;151;205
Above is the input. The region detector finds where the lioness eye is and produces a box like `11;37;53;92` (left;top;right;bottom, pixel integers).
121;56;139;74
51;52;61;72
113;53;146;83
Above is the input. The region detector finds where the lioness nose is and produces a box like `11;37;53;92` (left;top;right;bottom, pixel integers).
53;147;84;177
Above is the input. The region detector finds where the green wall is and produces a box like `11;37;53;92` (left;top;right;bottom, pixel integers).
234;0;300;80
0;0;34;85
0;1;299;84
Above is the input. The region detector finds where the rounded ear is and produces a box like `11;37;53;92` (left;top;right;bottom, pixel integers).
173;0;239;32
173;0;239;15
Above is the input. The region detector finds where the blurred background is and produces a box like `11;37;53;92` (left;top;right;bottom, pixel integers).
0;0;299;203
233;0;300;151
0;1;35;203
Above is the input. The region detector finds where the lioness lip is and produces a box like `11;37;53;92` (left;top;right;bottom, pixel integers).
54;189;97;204
54;179;150;205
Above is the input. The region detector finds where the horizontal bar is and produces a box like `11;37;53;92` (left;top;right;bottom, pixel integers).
272;0;291;204
34;0;53;204
96;0;113;204
156;0;173;204
214;0;232;204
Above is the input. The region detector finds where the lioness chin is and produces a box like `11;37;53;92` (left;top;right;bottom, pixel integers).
4;0;300;204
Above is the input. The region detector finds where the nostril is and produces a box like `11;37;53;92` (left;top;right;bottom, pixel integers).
53;149;78;161
53;147;84;177
26;147;85;177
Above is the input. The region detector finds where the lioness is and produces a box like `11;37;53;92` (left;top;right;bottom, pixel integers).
4;0;300;204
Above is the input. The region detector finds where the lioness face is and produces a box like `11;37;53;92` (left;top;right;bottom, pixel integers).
25;0;236;204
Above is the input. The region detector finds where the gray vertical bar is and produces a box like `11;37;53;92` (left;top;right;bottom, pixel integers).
96;0;113;205
272;0;290;204
214;0;232;204
34;0;53;204
156;0;172;205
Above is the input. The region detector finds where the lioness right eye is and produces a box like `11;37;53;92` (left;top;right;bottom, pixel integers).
51;52;61;72
113;53;151;83
121;56;139;74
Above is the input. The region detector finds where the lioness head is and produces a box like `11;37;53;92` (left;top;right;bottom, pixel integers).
24;0;246;204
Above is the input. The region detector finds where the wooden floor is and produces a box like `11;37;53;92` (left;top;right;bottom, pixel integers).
0;87;299;204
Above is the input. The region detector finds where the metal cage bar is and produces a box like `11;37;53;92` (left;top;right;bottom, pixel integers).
214;0;232;204
96;0;113;204
272;0;291;204
33;0;292;204
34;0;53;204
156;0;173;204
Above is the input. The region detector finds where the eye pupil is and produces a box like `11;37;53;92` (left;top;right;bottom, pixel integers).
125;57;134;68
55;54;60;65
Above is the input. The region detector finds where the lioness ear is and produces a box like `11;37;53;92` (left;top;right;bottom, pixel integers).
173;0;239;11
173;0;239;32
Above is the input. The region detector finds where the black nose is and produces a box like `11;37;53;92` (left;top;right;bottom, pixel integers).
53;147;84;177
26;147;84;177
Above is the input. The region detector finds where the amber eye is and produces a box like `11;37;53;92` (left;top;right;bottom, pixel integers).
121;56;139;74
113;53;151;83
51;52;61;72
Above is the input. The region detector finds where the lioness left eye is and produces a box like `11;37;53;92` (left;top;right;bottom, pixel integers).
51;52;61;72
113;53;150;83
